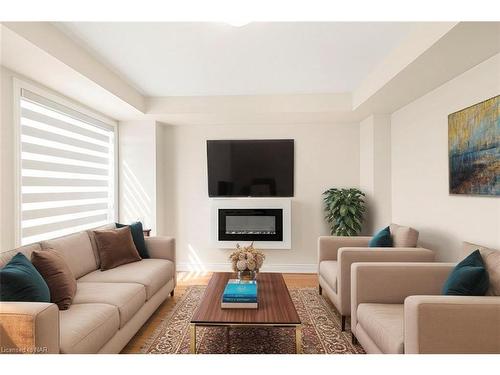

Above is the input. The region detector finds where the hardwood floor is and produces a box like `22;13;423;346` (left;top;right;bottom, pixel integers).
121;272;318;353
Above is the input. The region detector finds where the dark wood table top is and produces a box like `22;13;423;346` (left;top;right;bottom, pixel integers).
191;272;301;325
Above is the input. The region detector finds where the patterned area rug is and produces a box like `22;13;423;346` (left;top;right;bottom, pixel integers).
141;286;364;354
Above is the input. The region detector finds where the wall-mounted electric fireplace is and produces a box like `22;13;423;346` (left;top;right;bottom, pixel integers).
210;198;291;249
218;209;283;242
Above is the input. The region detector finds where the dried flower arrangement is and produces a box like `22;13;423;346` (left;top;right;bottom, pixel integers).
229;243;265;272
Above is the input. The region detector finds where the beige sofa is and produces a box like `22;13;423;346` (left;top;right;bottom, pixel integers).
0;227;176;354
318;224;435;331
351;259;500;353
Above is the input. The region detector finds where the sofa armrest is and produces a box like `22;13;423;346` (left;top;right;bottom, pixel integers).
334;247;435;316
317;236;371;263
0;302;59;354
145;236;175;261
351;262;455;334
405;295;500;353
145;236;176;287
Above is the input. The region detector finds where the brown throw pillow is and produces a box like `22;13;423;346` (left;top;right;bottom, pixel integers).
93;226;141;271
31;250;77;310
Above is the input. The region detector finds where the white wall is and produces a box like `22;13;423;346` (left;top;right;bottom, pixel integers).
118;120;158;233
160;122;360;272
0;67;15;250
359;115;392;234
391;53;500;261
155;122;177;237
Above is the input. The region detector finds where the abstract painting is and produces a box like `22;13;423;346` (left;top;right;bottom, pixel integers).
448;95;499;196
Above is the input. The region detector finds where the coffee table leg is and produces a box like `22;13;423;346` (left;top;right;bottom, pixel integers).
190;323;196;354
295;325;302;354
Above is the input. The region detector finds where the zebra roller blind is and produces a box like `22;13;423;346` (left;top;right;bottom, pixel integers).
19;89;116;245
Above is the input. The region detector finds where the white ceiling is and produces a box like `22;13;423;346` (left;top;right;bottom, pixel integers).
56;22;417;97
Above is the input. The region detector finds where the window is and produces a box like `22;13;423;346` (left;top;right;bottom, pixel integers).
18;88;116;245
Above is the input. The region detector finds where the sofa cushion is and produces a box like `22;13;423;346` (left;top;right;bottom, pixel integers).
42;232;97;279
116;222;149;259
59;303;119;354
389;223;419;247
369;226;393;247
87;223;116;268
357;303;404;354
0;243;42;268
463;242;500;296
73;282;146;328
442;250;489;296
78;259;174;299
319;261;338;293
93;226;142;271
31;250;77;310
0;253;50;303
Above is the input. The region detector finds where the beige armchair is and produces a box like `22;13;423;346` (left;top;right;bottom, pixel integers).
351;262;500;353
317;224;435;331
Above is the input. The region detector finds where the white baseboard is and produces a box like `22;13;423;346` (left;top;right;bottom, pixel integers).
176;262;317;274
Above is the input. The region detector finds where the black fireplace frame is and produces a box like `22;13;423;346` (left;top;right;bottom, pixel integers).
218;208;283;241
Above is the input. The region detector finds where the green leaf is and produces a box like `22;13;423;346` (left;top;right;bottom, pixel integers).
344;216;353;227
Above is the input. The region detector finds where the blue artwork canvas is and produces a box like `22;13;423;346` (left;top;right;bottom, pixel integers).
448;95;499;196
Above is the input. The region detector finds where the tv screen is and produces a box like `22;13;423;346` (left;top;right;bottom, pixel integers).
207;139;294;197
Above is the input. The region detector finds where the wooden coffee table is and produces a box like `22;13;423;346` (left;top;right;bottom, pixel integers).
190;272;302;354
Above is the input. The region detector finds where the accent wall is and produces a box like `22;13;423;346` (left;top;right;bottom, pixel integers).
158;122;360;272
391;53;500;261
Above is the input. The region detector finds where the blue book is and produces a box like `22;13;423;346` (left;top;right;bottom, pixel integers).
222;297;258;303
222;279;257;299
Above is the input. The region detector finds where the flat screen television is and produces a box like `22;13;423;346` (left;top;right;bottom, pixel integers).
207;139;294;197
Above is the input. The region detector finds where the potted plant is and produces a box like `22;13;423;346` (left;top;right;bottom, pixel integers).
323;188;365;236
